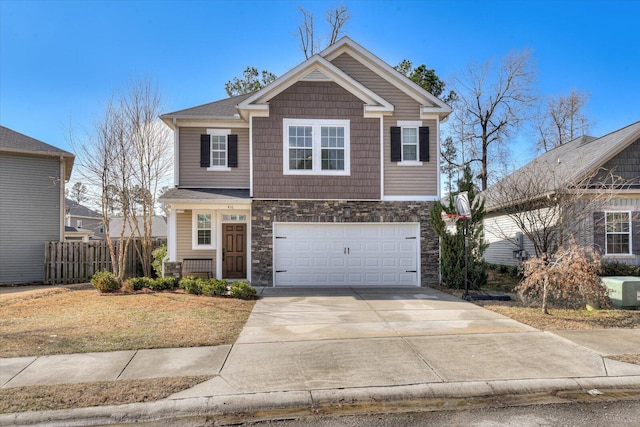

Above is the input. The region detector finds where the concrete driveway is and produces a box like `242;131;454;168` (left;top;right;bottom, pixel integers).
172;286;640;399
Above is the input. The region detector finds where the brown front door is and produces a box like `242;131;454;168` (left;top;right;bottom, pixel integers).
222;223;247;279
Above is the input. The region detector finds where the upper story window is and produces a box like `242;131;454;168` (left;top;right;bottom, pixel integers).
283;119;350;175
391;121;430;165
402;127;418;161
200;129;238;171
76;220;83;229
605;211;631;254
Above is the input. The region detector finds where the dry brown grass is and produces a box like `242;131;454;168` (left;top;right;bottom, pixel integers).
478;304;640;330
0;376;209;413
0;286;255;357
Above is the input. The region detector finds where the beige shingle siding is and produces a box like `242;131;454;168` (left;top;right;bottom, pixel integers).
252;81;380;200
0;153;62;283
331;53;439;197
176;211;216;273
178;127;250;188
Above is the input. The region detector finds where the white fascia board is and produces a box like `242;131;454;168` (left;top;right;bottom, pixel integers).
163;200;252;210
238;56;393;118
382;195;440;202
322;38;452;118
173;119;249;129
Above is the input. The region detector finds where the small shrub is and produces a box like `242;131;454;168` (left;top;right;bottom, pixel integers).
179;276;206;295
128;277;154;291
601;261;640;277
151;276;178;291
121;280;135;293
517;241;610;313
202;279;228;297
229;281;257;300
91;271;120;293
151;245;167;278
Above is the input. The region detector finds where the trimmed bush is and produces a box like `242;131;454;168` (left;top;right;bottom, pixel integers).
91;271;120;293
229;281;257;300
601;261;640;277
150;276;178;291
202;279;228;297
128;277;154;291
179;276;206;295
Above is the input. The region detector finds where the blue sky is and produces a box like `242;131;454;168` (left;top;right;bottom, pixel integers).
1;0;639;169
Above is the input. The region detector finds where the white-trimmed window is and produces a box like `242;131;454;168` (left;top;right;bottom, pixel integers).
192;210;215;249
396;120;423;165
283;119;350;175
207;129;231;170
76;220;83;229
605;211;631;254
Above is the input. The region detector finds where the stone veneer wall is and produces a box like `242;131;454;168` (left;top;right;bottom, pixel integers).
251;200;439;287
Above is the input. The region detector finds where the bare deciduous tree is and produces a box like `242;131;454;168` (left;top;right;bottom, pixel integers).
483;159;626;313
451;50;537;190
298;5;350;59
71;78;172;282
121;78;172;277
534;89;592;152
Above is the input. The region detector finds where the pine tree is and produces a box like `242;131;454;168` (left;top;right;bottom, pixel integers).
430;165;487;289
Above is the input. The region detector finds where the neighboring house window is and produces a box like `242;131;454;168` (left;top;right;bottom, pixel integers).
200;129;238;170
192;211;215;249
391;122;430;164
76;220;82;229
606;212;631;254
283;119;350;175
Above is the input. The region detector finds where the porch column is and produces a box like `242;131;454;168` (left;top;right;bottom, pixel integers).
167;208;178;261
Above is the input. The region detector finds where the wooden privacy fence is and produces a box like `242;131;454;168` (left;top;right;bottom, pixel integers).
44;239;166;285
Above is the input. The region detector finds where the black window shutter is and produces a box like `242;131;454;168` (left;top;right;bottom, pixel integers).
390;127;401;162
228;134;238;168
632;211;640;255
419;126;430;162
593;211;605;254
200;134;210;167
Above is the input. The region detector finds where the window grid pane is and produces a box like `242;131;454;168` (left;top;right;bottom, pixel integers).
402;127;418;161
605;212;630;254
196;213;212;246
210;135;227;166
289;148;313;170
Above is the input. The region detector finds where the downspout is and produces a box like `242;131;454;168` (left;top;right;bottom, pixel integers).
60;156;66;241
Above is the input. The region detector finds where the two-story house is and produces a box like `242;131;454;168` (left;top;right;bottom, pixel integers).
0;125;74;284
159;38;451;287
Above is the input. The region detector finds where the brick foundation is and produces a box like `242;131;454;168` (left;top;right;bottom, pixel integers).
250;200;439;287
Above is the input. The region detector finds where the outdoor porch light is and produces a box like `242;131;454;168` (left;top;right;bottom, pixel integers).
343;206;351;218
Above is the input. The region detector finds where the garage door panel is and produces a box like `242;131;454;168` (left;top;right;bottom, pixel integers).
274;223;420;287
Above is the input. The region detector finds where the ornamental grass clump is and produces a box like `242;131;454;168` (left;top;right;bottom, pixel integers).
517;240;610;314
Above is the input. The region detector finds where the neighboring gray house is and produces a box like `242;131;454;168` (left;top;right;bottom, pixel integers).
483;121;640;267
65;198;105;240
0;126;74;284
108;216;168;240
159;37;452;286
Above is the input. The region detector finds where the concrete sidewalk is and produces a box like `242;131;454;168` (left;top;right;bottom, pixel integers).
2;286;640;426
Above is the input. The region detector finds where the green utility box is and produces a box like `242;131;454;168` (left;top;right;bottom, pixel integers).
601;276;640;309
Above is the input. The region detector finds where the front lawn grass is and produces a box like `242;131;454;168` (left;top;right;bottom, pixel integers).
0;285;255;358
0;285;255;413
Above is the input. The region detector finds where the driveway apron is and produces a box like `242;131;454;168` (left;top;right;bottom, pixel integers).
172;287;629;399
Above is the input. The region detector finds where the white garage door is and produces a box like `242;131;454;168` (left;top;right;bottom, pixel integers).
273;223;420;286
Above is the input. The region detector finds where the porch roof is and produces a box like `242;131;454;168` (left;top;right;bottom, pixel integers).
159;188;251;204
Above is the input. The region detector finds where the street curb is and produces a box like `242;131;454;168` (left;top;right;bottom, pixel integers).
3;376;640;426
